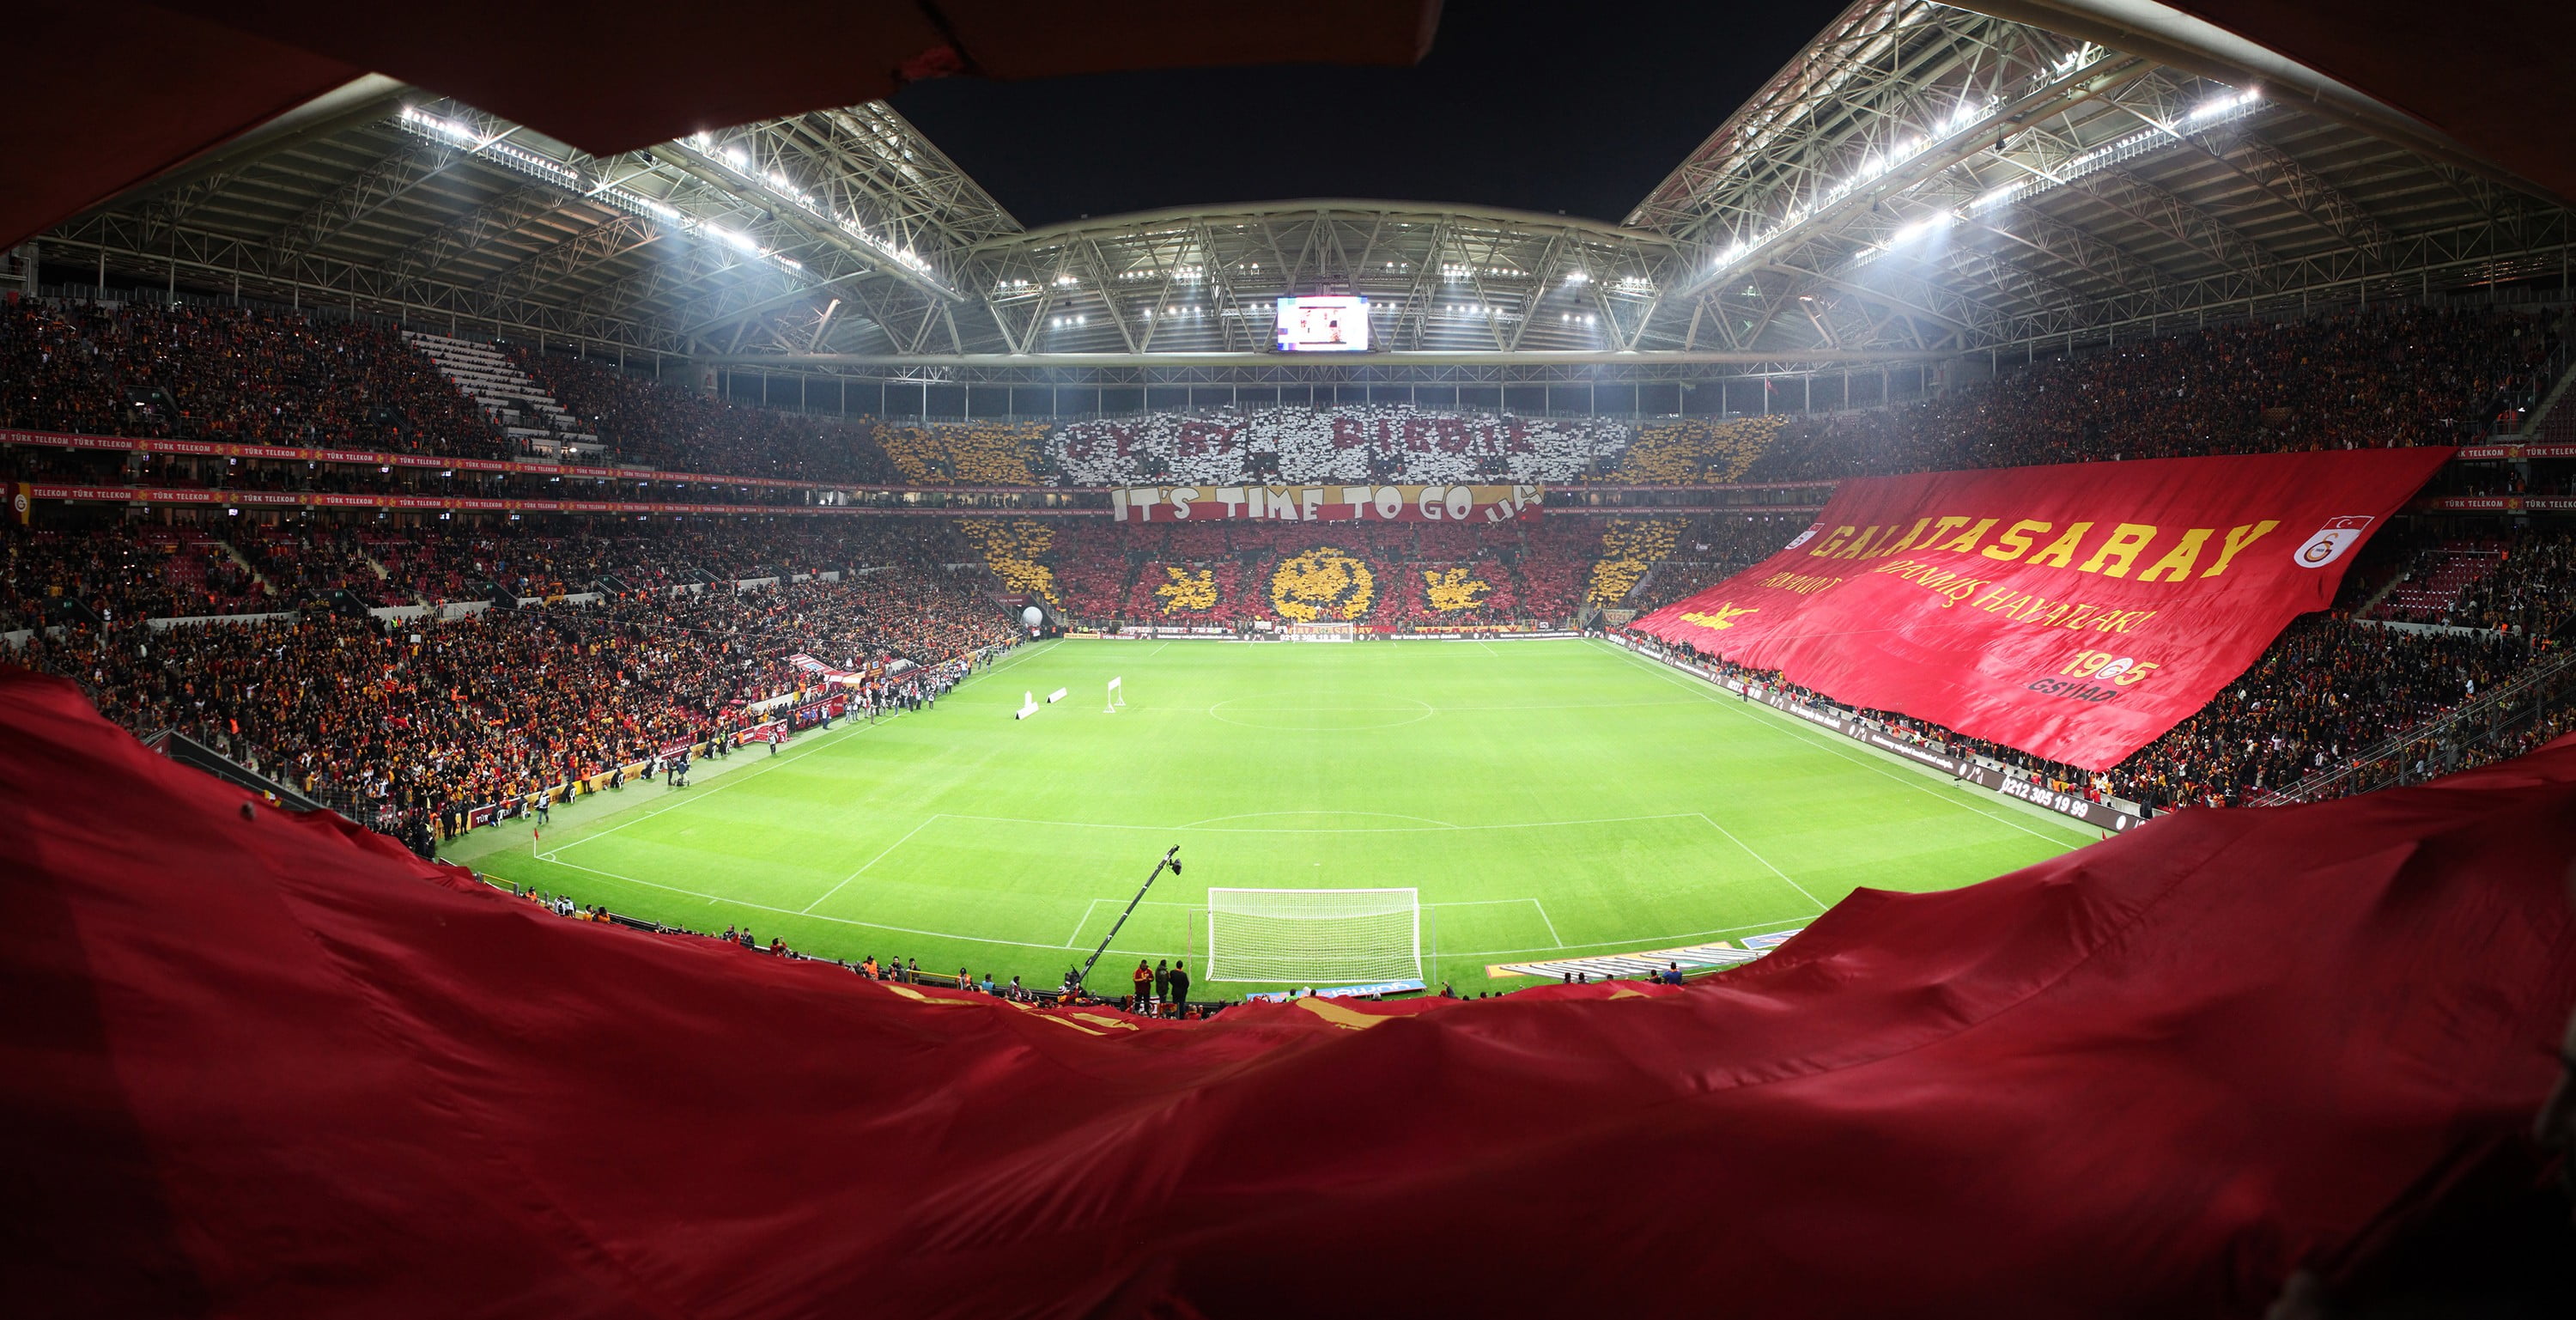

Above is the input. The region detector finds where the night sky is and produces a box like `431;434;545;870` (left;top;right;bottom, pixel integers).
892;0;1848;230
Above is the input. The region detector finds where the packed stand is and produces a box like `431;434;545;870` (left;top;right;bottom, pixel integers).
1746;307;2558;480
1621;514;1813;613
9;532;1018;833
0;300;509;458
1606;416;1790;484
2374;531;2576;636
1036;518;1623;629
1636;609;2555;812
502;348;902;483
1048;406;1631;486
879;420;1048;485
2;521;266;625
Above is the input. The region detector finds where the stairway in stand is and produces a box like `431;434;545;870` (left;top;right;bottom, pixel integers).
403;332;604;460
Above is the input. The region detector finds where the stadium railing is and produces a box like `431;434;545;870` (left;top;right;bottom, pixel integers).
2246;648;2576;805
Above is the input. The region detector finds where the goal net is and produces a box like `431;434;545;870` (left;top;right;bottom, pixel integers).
1204;887;1420;983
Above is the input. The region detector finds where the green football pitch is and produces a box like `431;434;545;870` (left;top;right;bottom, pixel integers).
461;638;2095;995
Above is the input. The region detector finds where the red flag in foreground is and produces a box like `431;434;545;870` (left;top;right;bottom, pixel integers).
1631;448;2452;769
3;665;2571;1317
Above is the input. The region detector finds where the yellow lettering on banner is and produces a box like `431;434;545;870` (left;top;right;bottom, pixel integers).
2202;520;2281;577
2078;524;2159;577
1809;526;1858;557
2112;610;2156;633
1829;526;1883;560
1881;517;1936;557
2135;528;2213;582
1917;515;1971;551
2062;604;2102;630
1678;605;1761;630
2026;522;2094;569
1933;518;1997;554
1972;586;2018;611
1981;519;2054;562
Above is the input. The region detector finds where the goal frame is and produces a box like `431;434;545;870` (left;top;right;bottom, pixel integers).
1202;886;1421;983
1105;676;1125;712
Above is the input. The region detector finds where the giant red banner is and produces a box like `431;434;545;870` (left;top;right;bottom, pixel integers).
1632;448;2454;769
9;666;2576;1317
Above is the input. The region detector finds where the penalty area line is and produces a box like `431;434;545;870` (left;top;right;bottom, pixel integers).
802;814;945;914
1695;812;1826;909
538;856;1175;957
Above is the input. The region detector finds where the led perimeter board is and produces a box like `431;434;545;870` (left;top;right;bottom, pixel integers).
1274;295;1370;352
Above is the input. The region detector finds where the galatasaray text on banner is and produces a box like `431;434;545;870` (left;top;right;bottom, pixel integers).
1111;484;1542;523
1631;447;2454;770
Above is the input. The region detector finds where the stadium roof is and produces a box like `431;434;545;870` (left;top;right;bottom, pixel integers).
32;0;2574;388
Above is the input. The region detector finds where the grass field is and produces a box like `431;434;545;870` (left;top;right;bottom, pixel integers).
464;638;2095;995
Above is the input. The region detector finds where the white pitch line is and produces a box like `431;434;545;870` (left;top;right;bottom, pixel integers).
1445;915;1812;958
1591;640;2086;846
538;641;1053;860
1065;897;1103;948
801;814;944;913
538;857;1159;956
1531;897;1566;948
542;690;913;856
934;810;1710;835
1695;812;1826;909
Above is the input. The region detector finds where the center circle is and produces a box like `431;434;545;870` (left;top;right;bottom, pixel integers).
1206;696;1436;731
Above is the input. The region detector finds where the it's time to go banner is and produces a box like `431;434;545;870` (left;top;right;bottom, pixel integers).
1109;484;1543;524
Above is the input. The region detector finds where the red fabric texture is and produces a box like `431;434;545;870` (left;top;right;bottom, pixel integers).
4;662;2573;1317
1631;448;2451;769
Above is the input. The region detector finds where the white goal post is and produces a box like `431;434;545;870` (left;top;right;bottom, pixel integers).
1105;676;1125;713
1204;887;1420;983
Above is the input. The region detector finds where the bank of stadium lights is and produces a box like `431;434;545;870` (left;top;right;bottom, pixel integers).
1698;49;2132;286
681;132;943;287
399;107;577;191
1844;84;2269;269
1442;264;1522;280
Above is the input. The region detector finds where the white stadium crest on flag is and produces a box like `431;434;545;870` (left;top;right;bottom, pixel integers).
1782;523;1825;551
2293;515;2374;569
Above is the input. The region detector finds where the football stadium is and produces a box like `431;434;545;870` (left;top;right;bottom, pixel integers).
7;1;2576;1314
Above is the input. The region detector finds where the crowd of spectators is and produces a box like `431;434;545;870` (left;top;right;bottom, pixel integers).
1746;306;2557;480
1047;405;1631;486
2377;531;2576;636
1619;514;1815;614
0;300;508;457
1037;519;1604;628
3;521;266;626
502;348;902;483
1607;417;1790;485
1643;610;2554;812
878;420;1048;486
9;549;1016;830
